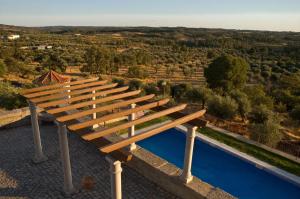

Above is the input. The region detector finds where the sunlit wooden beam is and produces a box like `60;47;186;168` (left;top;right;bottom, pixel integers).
57;94;155;122
81;104;187;141
68;98;170;131
38;86;129;108
100;110;206;153
31;83;118;103
21;77;99;95
24;80;107;98
46;89;139;114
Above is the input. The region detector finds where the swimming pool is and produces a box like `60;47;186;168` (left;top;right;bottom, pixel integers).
137;128;300;199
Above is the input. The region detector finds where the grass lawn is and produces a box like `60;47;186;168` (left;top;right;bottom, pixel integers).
199;127;300;176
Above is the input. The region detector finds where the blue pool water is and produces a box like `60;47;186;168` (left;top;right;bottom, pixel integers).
137;128;300;199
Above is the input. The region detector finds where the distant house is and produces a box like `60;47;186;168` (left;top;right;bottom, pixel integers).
7;34;20;40
46;45;53;49
74;33;81;36
37;45;46;50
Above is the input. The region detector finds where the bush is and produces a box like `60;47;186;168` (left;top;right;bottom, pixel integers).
186;86;212;108
250;119;283;147
207;95;238;119
0;82;26;110
127;66;148;79
144;83;159;95
157;80;171;96
171;83;191;100
0;59;7;77
128;79;143;91
112;77;125;87
248;105;274;123
230;90;251;120
290;105;300;122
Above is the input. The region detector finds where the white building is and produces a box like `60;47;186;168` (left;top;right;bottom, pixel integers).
8;34;20;40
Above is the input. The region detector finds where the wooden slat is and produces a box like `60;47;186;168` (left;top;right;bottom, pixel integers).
57;94;155;122
81;104;187;141
31;83;118;103
39;86;129;108
24;80;107;98
46;89;139;114
100;110;206;153
68;98;170;131
21;77;99;95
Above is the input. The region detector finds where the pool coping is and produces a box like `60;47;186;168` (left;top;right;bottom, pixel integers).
174;125;300;188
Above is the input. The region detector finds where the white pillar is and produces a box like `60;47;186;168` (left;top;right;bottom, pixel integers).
106;156;122;199
28;101;47;163
128;103;136;151
180;126;198;184
56;121;75;195
92;90;99;129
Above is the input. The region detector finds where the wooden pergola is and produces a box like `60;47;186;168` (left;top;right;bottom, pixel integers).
21;77;206;199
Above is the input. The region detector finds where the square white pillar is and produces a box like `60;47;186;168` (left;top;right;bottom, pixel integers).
28;101;47;163
56;121;75;195
106;156;122;199
128;103;136;152
180;126;198;184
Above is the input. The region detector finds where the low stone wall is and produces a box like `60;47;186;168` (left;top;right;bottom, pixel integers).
0;107;31;128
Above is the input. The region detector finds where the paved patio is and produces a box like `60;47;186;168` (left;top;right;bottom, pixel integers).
0;122;180;199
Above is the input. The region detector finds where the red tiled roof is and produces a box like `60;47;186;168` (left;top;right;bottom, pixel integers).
33;70;71;85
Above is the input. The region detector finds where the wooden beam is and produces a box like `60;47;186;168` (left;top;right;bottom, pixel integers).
100;110;206;153
57;94;155;122
31;83;118;103
21;77;99;95
81;104;187;141
68;98;170;131
46;89;139;114
24;80;107;98
39;86;129;108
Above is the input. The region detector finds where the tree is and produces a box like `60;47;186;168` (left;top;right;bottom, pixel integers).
127;66;148;79
207;95;238;119
250;119;282;147
186;86;212;108
248;105;274;123
129;79;143;91
244;85;274;109
230;90;251;120
204;55;249;91
290;105;300;122
171;83;191;100
43;52;67;72
0;59;7;77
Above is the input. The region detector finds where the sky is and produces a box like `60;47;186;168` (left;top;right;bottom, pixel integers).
0;0;299;31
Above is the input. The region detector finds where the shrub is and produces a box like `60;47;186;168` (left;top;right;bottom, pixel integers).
144;83;159;95
290;105;300;122
230;90;251;120
127;66;148;79
207;95;238;119
171;83;191;100
248;105;274;123
186;86;212;108
157;80;171;96
0;82;26;110
0;59;7;77
128;79;143;91
250;119;283;147
112;77;125;87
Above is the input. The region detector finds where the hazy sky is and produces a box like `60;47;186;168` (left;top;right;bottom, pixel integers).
0;0;299;31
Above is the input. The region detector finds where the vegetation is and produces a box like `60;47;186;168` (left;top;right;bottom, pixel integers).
204;55;249;91
207;95;238;119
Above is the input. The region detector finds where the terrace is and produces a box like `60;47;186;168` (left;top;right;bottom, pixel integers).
1;76;300;199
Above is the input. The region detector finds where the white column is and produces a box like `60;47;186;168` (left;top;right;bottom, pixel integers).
128;103;136;151
56;121;75;195
28;101;47;163
106;156;122;199
180;126;198;184
92;90;99;129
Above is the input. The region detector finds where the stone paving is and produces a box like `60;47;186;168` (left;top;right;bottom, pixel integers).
0;122;180;199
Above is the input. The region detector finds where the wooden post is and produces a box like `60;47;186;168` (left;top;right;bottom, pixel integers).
56;121;75;195
128;103;136;151
180;126;197;184
106;156;122;199
28;101;47;163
